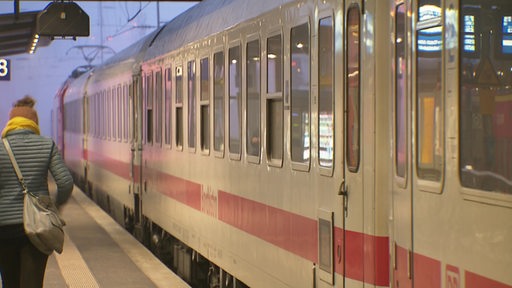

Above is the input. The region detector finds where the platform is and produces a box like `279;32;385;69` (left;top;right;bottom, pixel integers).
2;186;190;288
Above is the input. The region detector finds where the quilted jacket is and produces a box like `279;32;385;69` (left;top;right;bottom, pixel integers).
0;129;73;226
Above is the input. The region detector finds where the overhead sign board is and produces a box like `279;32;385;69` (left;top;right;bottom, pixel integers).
36;2;90;38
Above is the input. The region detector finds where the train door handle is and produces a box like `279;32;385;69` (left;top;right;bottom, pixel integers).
338;180;348;217
338;180;347;196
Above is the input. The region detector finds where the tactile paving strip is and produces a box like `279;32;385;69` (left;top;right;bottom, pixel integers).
54;233;100;288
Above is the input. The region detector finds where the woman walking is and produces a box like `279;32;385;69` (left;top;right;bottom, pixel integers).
0;96;73;288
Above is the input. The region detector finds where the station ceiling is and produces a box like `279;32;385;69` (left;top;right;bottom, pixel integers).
0;11;41;57
0;0;200;57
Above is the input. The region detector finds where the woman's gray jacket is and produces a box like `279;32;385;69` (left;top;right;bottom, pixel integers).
0;129;73;226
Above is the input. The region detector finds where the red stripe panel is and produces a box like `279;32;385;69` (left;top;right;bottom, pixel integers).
335;229;389;286
466;271;512;288
82;147;88;161
364;233;390;286
157;171;202;211
88;150;130;180
414;253;441;288
217;190;318;262
218;191;390;286
342;229;364;282
394;245;412;288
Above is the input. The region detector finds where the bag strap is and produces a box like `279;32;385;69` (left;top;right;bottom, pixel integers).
2;138;28;193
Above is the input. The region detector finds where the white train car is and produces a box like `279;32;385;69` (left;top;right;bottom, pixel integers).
82;35;155;224
54;68;91;187
53;0;512;287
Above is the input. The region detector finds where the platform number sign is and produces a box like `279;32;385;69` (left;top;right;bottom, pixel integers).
0;58;11;81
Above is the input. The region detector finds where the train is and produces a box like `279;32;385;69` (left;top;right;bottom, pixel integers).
52;0;512;287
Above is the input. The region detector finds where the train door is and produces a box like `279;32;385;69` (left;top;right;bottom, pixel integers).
130;74;144;229
343;1;369;286
392;1;413;288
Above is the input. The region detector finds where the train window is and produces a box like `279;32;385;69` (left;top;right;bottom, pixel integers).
123;84;129;142
95;94;98;137
246;39;261;159
290;23;310;166
164;67;172;146
416;5;443;182
117;85;122;142
229;45;242;157
268;99;283;162
267;35;282;94
112;88;117;140
176;67;183;104
155;70;163;145
214;51;225;153
396;4;407;179
108;88;112;140
346;6;361;172
114;87;118;140
89;95;93;137
188;60;196;150
200;58;210;152
129;82;134;143
176;66;183;149
146;73;154;145
460;1;512;195
104;90;108;139
101;91;105;139
318;16;334;169
117;86;122;141
118;87;121;140
113;87;117;140
98;93;101;138
267;34;283;164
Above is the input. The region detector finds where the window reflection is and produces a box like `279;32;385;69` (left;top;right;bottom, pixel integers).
460;0;512;194
318;16;334;168
417;0;443;182
290;23;310;164
246;39;261;158
346;6;361;172
396;4;407;178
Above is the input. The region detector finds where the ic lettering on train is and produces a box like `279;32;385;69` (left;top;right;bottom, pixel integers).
201;185;218;218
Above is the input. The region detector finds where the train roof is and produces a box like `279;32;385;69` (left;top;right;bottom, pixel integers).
72;0;294;78
143;0;294;61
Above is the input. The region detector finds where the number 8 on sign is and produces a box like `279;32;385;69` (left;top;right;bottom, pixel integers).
0;59;11;80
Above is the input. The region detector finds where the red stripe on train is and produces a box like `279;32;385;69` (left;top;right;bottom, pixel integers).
83;149;390;285
218;190;318;262
218;191;389;286
466;271;512;288
394;245;512;288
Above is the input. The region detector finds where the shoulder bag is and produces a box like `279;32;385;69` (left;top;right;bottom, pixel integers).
3;138;65;255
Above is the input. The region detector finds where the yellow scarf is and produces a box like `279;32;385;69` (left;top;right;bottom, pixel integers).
2;116;40;138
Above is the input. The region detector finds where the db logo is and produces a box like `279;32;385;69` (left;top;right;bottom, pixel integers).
446;265;460;288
